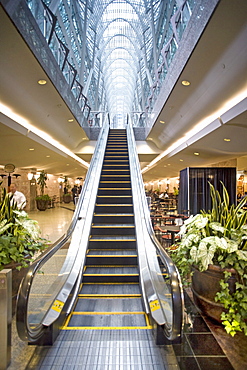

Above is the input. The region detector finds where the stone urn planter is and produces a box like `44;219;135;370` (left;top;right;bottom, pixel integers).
4;260;30;316
191;264;238;322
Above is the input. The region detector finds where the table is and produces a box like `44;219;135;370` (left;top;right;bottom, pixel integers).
161;225;181;244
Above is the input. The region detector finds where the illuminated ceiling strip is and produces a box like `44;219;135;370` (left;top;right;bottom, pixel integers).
0;103;90;168
141;93;247;174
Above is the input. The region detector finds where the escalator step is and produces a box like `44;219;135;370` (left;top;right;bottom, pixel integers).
87;249;137;255
66;312;148;328
80;282;140;295
74;297;143;312
86;255;137;265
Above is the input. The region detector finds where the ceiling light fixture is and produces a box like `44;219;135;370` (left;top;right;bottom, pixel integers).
37;79;47;85
194;152;200;156
182;80;191;86
224;138;231;142
29;148;34;151
1;103;89;169
159;120;165;124
68;118;74;122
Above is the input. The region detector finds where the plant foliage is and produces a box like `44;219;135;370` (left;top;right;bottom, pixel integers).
0;182;49;270
171;182;247;336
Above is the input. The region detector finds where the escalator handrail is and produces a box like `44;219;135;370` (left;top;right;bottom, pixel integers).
16;116;110;342
126;119;184;341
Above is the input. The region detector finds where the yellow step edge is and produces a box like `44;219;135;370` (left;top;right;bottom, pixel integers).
61;326;153;330
87;254;137;257
78;294;142;297
95;204;133;206
83;274;139;276
93;213;134;216
97;195;132;197
71;311;145;315
82;282;139;285
85;265;138;268
91;225;135;228
89;238;136;241
61;313;152;330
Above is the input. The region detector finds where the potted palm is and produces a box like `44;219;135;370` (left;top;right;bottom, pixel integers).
36;170;51;211
0;183;48;313
171;182;247;337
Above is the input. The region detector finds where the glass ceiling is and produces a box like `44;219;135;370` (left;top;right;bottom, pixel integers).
28;0;195;126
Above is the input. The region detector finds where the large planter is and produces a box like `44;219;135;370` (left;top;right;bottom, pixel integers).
63;194;71;203
3;261;30;316
36;198;49;211
191;264;238;322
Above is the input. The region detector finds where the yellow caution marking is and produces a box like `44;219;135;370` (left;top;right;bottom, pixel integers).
71;311;145;315
78;294;141;298
52;299;64;313
91;225;135;228
61;326;153;330
81;282;139;285
150;299;161;312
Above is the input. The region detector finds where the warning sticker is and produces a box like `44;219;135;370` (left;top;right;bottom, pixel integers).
150;299;160;312
52;299;64;313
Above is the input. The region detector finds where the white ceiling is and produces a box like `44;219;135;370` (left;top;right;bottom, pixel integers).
0;0;247;181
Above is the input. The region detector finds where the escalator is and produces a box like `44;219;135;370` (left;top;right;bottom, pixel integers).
63;129;150;330
17;122;183;352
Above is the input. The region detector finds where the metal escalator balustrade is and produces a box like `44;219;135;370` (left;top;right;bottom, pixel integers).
62;129;151;330
127;120;184;342
16;118;110;344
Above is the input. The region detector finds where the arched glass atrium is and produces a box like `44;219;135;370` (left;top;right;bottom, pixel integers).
27;0;195;127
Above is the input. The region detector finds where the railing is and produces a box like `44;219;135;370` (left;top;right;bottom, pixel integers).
16;116;110;343
126;117;184;341
145;0;196;116
26;0;91;123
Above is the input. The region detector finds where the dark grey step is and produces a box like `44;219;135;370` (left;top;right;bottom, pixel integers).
94;204;133;213
91;224;135;235
92;213;134;224
88;236;136;249
80;282;141;295
86;255;137;265
96;195;132;204
67;312;146;327
74;297;143;312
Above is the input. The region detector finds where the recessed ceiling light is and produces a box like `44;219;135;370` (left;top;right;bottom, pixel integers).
68;118;74;122
182;80;191;86
29;148;34;151
38;79;47;85
180;159;184;162
224;138;231;142
194;152;200;156
46;155;50;158
159;120;165;124
66;164;70;166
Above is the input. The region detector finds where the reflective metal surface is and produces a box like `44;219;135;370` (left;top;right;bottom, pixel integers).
127;119;184;340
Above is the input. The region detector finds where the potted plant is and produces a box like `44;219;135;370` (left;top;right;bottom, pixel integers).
0;183;48;313
36;170;51;211
62;176;72;203
171;181;247;337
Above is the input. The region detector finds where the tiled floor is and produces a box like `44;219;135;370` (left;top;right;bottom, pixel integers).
9;203;247;369
175;290;235;370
